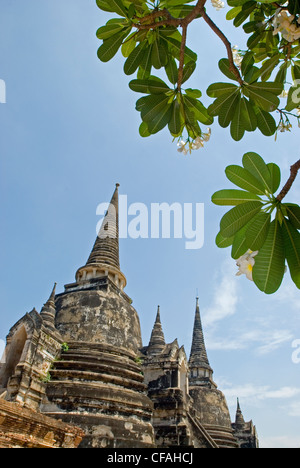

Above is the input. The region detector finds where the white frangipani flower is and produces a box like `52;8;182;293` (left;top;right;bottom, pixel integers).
273;10;300;42
279;89;289;98
177;129;211;154
232;46;243;69
177;140;188;155
211;0;225;10
236;250;259;281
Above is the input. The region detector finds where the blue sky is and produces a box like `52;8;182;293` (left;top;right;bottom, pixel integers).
0;1;300;448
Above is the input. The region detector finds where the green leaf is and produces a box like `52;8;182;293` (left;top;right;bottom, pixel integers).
208;89;240;117
182;61;196;84
282;218;300;288
259;56;280;82
275;62;288;84
165;58;178;85
240;98;257;131
151;39;167;69
246;81;283;96
245;211;271;251
184;95;213;125
216;231;235;248
220;201;263;238
233;1;256;27
97;29;130;62
161;36;197;63
218;92;240;128
255;107;277;136
247;30;263;50
106;0;128;17
129;77;170;94
244;84;280;112
242;152;273;194
230;95;246;141
231;223;250;259
168;100;182;136
96;22;127;40
212;189;261;206
124;42;146;75
286;83;300;112
252;220;285;294
185;89;202;99
139;121;151;137
225;165;266;195
207;82;239;98
140;94;170;122
226;6;242;20
285;204;300;229
241;51;254;76
219;58;240;81
266;163;281;194
121;33;137;57
137;44;153;79
147;100;173;134
96;0;117;12
292;63;300;80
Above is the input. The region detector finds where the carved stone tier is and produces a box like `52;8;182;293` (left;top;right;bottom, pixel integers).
42;341;155;448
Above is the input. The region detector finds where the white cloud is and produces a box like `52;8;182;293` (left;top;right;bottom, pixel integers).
220;382;300;407
203;259;239;326
287;401;300;418
206;321;292;354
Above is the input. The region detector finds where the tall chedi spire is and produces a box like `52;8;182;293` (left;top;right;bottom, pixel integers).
235;398;246;429
40;283;57;328
189;297;215;388
147;306;166;356
75;184;127;290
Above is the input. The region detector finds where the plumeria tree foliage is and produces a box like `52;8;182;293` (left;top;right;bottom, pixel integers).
96;0;300;293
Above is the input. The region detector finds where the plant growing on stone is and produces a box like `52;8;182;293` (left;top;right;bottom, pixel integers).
61;342;69;352
95;0;300;293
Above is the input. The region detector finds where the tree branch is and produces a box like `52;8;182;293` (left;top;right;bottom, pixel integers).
177;24;188;90
199;9;244;86
276;158;300;201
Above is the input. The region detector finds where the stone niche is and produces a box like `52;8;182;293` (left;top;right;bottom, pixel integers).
0;309;62;410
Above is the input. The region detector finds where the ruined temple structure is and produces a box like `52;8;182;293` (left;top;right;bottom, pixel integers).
231;399;259;448
0;184;259;448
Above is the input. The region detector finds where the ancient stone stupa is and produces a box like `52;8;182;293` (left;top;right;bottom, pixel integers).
0;184;258;448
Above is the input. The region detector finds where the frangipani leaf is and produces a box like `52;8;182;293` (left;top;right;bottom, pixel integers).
285;204;300;229
266;163;281;194
225;165;266;195
242;152;273;194
282;218;300;288
212;189;261;206
245;211;271;251
216;231;235;248
231;223;250;259
220;200;263;238
252;220;285;294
